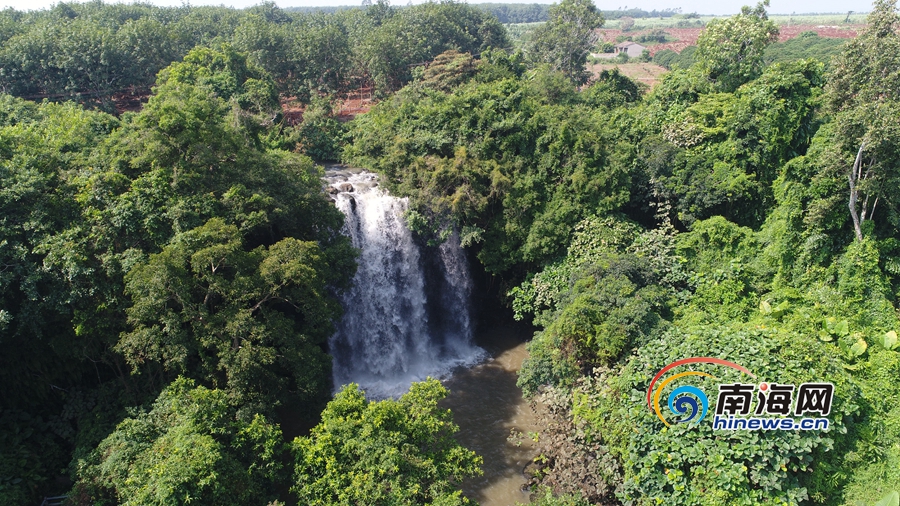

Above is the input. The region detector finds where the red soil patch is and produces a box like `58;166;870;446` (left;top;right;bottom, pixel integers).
598;28;705;54
281;97;305;126
280;88;375;125
335;95;374;121
111;90;150;114
335;87;375;121
776;24;860;40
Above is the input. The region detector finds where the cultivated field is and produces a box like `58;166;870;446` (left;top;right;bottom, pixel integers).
510;13;866;52
599;23;861;54
588;62;669;88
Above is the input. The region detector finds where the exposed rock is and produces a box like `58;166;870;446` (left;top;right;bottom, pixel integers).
523;459;544;480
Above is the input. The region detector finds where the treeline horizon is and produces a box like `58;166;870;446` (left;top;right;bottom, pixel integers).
286;3;863;20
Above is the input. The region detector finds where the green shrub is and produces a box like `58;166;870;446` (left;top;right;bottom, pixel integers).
635;29;669;43
515;215;681;394
521;486;591;506
0;409;65;505
517;330;580;397
291;379;481;505
74;378;284;506
593;326;858;505
582;69;644;108
836;347;900;505
763;34;846;68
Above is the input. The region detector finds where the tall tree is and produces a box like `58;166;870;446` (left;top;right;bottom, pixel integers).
525;0;604;84
827;0;900;241
694;1;778;92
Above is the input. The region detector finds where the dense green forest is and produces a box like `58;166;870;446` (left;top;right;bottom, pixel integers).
0;0;506;102
1;0;899;505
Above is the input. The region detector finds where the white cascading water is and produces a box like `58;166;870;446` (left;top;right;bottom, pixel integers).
326;168;485;398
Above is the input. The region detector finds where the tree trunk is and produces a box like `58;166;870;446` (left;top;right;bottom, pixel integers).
848;143;866;241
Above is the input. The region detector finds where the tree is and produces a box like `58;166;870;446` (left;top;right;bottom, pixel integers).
419;50;479;92
290;15;352;99
0;97;119;505
232;14;295;95
119;219;339;409
291;95;347;161
633;57;823;229
826;0;900;241
291;379;482;505
75;377;284;506
525;0;604;84
344;65;634;272
36;46;354;414
355;1;509;94
694;1;778;91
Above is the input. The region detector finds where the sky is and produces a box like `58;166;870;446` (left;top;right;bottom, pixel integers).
0;0;875;17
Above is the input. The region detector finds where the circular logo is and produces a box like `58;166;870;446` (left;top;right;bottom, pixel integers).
668;385;708;424
646;357;757;427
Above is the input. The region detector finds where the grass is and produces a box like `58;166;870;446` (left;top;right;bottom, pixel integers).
587;61;669;89
768;13;869;25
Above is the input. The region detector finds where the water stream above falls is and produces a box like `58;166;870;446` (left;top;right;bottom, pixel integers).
325;167;540;505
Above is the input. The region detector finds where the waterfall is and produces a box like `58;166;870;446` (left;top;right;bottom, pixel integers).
327;168;485;398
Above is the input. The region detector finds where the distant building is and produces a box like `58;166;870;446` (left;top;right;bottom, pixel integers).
614;42;647;58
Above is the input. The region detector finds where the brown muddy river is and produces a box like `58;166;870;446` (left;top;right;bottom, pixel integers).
440;325;541;506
